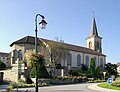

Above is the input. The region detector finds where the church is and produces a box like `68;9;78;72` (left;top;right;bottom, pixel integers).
10;16;106;72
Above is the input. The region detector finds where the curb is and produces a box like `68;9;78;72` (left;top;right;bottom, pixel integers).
88;83;120;92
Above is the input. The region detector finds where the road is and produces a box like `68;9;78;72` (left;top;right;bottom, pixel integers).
15;83;101;92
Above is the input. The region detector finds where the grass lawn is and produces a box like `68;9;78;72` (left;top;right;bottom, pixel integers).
98;82;120;90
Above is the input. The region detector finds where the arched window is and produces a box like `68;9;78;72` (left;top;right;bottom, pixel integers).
89;41;92;49
97;41;99;49
67;53;72;66
18;50;22;61
77;54;81;66
85;55;89;67
100;58;103;68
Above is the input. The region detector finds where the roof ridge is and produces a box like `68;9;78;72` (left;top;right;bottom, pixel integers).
25;36;29;43
10;36;106;56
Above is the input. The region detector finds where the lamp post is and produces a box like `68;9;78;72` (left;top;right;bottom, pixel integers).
103;71;106;80
35;14;47;92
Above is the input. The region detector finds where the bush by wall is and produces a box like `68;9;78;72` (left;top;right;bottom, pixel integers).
0;60;6;70
112;78;120;87
69;70;91;77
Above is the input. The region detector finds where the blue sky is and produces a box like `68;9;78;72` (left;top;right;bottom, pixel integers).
0;0;120;63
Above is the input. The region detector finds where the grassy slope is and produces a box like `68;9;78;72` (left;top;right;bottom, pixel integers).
98;82;120;90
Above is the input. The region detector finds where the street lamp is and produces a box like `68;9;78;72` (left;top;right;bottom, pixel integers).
103;71;106;80
35;14;47;92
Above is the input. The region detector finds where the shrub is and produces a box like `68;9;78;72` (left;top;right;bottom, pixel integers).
42;83;48;86
6;82;49;90
10;82;17;88
52;76;87;84
81;64;88;71
88;79;105;83
30;65;50;78
112;78;120;87
18;79;25;84
69;70;79;76
69;69;91;77
0;60;6;70
6;86;13;91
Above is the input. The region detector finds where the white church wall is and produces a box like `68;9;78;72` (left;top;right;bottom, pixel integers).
84;53;91;68
99;56;106;67
64;50;105;69
84;53;100;68
92;55;99;67
70;51;77;67
10;41;106;71
69;51;84;67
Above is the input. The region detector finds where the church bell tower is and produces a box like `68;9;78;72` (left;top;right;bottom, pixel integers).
86;16;102;53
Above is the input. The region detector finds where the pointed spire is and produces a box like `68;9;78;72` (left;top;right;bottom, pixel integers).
90;15;98;36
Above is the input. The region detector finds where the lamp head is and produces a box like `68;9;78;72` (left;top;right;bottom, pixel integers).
39;19;47;29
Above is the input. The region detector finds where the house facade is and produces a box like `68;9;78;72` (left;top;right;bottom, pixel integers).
10;16;106;72
117;62;120;76
0;52;11;67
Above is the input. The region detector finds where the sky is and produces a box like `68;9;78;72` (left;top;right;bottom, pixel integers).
0;0;120;64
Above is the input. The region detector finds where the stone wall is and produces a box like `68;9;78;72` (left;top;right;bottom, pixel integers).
0;59;24;82
0;70;17;82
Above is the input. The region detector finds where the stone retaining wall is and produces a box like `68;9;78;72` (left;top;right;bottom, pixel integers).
0;70;17;82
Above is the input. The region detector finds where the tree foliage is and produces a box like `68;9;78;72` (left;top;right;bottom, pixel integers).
30;65;50;78
81;64;88;71
89;58;103;78
25;50;50;78
0;60;6;70
90;58;95;76
25;50;35;67
94;66;103;78
47;41;69;68
25;50;45;67
105;63;118;77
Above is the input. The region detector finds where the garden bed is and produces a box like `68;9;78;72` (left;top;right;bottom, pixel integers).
50;76;87;85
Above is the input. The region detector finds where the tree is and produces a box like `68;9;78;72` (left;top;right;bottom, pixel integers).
105;63;118;77
90;58;95;77
25;50;35;67
0;60;6;70
94;66;103;79
25;50;50;78
47;40;69;68
89;58;103;78
30;65;50;78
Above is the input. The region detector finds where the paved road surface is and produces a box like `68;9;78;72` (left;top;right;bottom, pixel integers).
15;83;100;92
0;85;8;92
1;83;119;92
